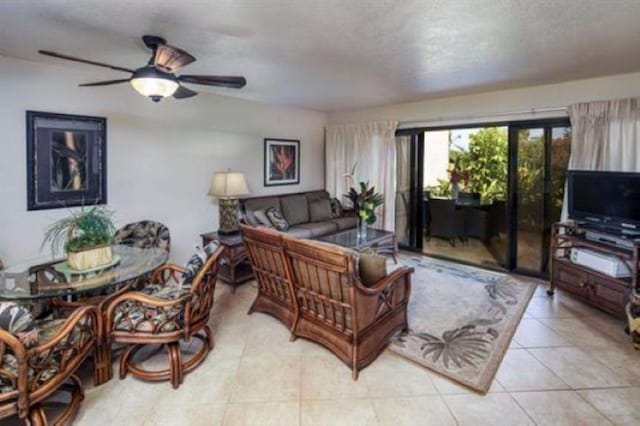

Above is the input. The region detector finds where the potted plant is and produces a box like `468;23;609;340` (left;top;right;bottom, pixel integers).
42;206;116;271
344;163;385;239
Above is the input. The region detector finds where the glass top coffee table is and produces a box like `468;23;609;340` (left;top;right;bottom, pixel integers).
316;228;398;263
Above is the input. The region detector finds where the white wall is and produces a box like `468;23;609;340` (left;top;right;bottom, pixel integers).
0;56;327;265
328;72;640;126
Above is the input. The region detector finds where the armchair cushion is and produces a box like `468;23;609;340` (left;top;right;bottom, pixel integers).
112;286;186;333
358;250;387;287
1;314;90;393
0;302;39;349
0;353;19;393
182;241;220;287
114;220;171;251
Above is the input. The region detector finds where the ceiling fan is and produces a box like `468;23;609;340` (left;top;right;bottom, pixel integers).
39;35;246;102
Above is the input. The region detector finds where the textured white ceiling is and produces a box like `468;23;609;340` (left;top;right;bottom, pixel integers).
1;0;640;112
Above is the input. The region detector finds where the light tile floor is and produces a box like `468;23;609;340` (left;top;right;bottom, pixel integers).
12;254;640;426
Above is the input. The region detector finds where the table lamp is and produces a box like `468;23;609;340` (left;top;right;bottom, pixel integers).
208;170;250;234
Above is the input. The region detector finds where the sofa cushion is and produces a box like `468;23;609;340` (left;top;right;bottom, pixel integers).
253;209;274;228
296;221;338;237
244;197;281;225
266;207;290;231
286;226;313;239
309;199;333;222
359;250;387;287
329;216;358;231
280;194;309;226
330;198;343;218
305;190;330;203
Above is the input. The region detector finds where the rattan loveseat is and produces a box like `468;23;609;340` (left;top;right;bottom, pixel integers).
240;224;413;379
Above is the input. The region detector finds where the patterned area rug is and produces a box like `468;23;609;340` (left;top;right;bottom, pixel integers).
389;256;537;393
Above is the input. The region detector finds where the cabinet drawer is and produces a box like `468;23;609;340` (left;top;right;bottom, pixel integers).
588;276;629;317
552;261;589;298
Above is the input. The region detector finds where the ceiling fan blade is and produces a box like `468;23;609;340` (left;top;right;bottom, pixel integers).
178;75;246;89
79;79;131;87
173;85;198;99
153;44;196;72
39;50;134;73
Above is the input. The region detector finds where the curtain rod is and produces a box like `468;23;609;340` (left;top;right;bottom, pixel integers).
398;106;568;129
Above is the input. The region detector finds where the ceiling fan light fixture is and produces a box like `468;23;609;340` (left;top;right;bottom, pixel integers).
130;66;179;101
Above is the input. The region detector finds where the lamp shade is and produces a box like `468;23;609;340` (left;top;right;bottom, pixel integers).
208;171;250;198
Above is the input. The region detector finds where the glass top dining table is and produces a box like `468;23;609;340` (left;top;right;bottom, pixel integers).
0;245;168;301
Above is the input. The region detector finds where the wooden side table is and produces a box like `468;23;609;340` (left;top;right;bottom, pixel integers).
201;231;254;293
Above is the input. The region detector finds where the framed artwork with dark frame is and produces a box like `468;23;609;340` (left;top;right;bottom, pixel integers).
26;111;107;211
264;138;300;186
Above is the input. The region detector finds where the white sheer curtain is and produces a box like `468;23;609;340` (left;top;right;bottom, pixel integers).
562;98;640;220
325;121;398;231
568;98;640;171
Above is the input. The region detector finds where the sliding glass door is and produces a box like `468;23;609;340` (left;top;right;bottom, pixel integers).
395;133;423;251
398;118;571;277
509;122;571;276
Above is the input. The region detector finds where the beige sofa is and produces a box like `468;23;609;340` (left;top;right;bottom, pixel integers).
239;190;357;238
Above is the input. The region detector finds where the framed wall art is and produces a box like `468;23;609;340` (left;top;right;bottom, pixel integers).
26;111;107;210
264;138;300;186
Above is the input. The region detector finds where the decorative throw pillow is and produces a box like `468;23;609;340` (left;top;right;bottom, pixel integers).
309;199;333;222
265;207;289;231
0;302;39;348
243;210;259;226
330;198;343;218
253;209;274;228
358;249;387;287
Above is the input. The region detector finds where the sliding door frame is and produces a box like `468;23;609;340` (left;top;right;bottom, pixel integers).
397;116;570;277
395;131;424;252
508;118;571;278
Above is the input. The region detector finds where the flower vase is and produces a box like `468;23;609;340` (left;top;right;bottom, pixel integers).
357;218;368;241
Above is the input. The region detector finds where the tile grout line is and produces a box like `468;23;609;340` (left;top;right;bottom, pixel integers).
573;389;619;425
507;391;539;425
438;393;461;426
521;346;572;390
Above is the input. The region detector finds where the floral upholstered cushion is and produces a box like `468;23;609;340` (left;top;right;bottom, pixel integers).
112;283;188;333
114;221;171;252
0;316;79;393
0;354;19;393
0;302;39;349
181;241;220;287
265;207;289;231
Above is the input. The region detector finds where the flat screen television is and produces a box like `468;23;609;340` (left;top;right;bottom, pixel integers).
568;170;640;233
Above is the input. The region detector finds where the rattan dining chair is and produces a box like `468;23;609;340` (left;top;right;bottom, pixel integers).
0;302;99;424
104;242;222;389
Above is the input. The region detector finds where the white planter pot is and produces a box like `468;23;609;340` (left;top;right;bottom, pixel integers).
67;245;113;271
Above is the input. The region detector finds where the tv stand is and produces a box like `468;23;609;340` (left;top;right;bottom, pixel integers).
550;222;640;349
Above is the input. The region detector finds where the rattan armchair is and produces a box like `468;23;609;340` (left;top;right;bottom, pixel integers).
104;244;223;389
0;303;99;424
282;235;413;379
